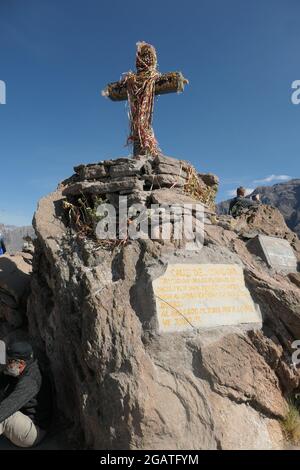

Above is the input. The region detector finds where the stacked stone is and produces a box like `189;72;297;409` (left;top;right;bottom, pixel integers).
61;155;219;243
62;154;218;207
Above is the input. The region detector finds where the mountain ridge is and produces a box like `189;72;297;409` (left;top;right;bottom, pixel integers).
0;223;35;253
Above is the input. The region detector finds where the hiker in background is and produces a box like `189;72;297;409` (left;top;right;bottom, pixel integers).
0;233;6;255
228;187;258;217
0;341;52;448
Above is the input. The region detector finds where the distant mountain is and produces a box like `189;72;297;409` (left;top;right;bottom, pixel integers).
0;223;35;253
217;179;300;237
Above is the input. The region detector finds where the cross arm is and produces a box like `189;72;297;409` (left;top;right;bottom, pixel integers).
102;71;189;102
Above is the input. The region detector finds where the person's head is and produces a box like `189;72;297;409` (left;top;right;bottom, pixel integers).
252;194;260;202
5;341;34;377
237;186;246;197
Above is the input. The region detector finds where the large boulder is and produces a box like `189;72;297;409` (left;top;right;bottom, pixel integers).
0;252;32;329
26;156;300;449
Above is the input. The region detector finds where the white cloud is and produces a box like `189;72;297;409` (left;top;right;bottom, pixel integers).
254;174;291;184
227;188;254;197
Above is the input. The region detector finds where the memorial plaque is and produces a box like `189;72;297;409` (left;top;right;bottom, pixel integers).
0;340;5;364
152;264;262;333
249;235;298;272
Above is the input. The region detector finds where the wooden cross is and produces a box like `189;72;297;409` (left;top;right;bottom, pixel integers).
102;42;188;157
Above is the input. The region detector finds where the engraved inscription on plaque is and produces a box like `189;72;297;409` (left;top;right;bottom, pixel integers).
152;264;262;333
255;235;297;272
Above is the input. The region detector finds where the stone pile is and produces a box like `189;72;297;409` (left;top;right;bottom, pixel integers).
60;155;218;245
62;154;218;208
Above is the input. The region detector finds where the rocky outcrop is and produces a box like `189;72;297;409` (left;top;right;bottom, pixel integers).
252;179;300;237
217;179;300;238
0;251;32;331
23;155;300;450
61;154;219;210
0;223;35;254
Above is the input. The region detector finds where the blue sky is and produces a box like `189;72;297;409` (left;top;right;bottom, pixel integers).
0;0;299;226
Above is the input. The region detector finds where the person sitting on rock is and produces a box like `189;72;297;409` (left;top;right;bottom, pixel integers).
0;233;6;255
0;341;52;448
228;187;258;218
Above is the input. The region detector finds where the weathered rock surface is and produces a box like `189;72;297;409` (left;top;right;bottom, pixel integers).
0;252;32;328
21;156;300;450
62;177;144;196
0;223;35;254
61;155;219;210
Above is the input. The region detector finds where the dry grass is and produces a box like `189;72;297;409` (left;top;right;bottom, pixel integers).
183;164;217;210
62;193;132;250
281;400;300;445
